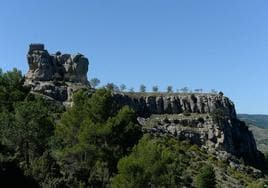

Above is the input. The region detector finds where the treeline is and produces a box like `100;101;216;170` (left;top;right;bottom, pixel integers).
90;78;220;94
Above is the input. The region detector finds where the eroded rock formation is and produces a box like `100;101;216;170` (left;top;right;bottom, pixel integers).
24;44;90;104
25;44;89;84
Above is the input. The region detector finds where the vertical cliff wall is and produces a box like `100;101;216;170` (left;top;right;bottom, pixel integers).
114;92;265;169
114;93;236;118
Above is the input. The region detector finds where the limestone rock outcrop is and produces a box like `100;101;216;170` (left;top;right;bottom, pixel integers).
24;44;90;104
114;93;265;169
114;93;236;118
25;44;89;84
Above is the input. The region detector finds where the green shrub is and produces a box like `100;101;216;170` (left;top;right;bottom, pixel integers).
195;164;216;188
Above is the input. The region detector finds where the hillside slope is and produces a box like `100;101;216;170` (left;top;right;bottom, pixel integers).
238;114;268;153
238;114;268;129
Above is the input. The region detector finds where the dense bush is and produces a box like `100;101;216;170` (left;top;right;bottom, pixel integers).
195;165;216;188
112;135;192;188
0;68;29;112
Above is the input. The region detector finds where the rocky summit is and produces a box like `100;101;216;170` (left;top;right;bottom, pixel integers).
24;44;90;104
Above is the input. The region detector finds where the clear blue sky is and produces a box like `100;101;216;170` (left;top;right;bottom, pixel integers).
0;0;268;114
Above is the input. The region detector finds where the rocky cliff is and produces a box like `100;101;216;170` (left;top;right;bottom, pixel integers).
114;93;236;118
114;93;265;169
24;44;90;104
23;44;265;170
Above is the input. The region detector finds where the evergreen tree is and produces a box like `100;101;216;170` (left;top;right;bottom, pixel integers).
152;85;158;92
90;78;101;88
140;84;146;92
112;135;184;188
167;86;173;93
0;68;29;112
54;88;142;186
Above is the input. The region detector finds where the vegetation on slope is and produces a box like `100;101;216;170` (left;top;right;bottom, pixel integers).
0;68;267;187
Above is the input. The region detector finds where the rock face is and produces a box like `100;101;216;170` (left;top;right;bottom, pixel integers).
24;44;90;104
25;44;89;84
114;93;265;169
114;93;237;118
